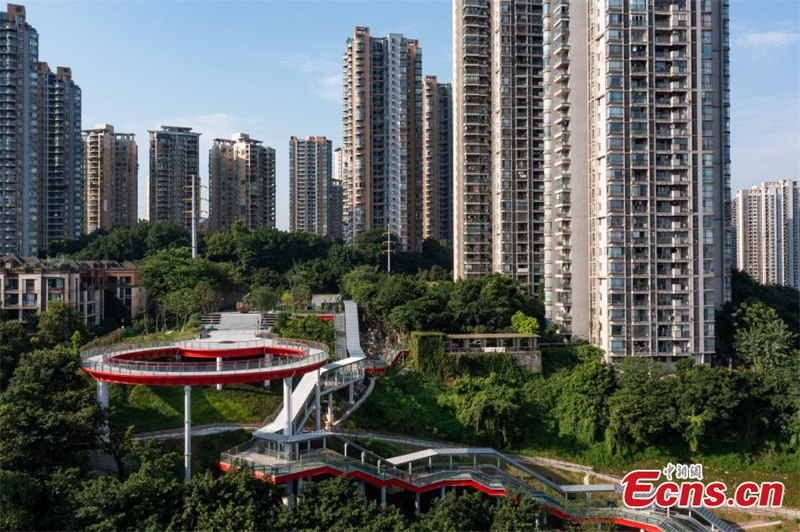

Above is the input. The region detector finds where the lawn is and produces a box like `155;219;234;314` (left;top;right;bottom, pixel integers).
111;382;282;432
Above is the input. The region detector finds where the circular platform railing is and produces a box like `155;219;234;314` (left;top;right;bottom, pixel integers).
80;336;330;385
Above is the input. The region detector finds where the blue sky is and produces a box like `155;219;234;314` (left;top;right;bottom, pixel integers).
25;0;799;229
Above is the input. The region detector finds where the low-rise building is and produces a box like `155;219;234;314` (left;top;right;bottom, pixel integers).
0;255;145;324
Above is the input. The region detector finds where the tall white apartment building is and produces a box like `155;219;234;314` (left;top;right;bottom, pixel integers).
734;180;799;290
455;0;731;363
289;135;334;237
342;27;423;250
208;133;275;233
453;0;546;287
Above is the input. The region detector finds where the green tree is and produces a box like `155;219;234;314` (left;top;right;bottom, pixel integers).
604;359;675;455
0;347;99;474
511;311;540;335
439;373;523;446
173;470;280;531
193;280;223;315
73;441;184;531
418;491;495;532
0;321;31;390
37;299;87;346
554;357;617;445
273;314;334;351
732;300;798;372
673;365;745;452
250;286;278;312
281;283;312;316
165;288;200;330
278;476;405;531
0;469;45;531
491;491;542;532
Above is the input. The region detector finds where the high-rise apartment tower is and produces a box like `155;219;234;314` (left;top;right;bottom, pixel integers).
38;63;83;250
453;0;546;287
0;4;38;255
454;0;731;363
83;124;138;233
289;135;335;237
0;4;84;255
147;126;200;231
342;27;423;250
734;180;799;290
208;133;275;233
422;75;453;242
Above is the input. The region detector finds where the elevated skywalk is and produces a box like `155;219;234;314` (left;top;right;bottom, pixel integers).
253;300;368;438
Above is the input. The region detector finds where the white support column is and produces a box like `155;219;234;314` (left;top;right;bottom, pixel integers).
297;478;303;505
97;380;109;410
285;480;294;509
216;357;223;391
283;377;293;436
327;394;334;426
184;385;192;483
414;492;420;515
380;486;387;509
348;381;354;404
97;380;109;441
315;368;321;430
440;486;446;499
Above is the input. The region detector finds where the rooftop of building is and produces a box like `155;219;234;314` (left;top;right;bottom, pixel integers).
0;254;138;273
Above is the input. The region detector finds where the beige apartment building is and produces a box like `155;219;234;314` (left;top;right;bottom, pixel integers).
421;75;453;242
289;136;334;237
454;0;731;363
734;180;799;290
342;27;423;250
83;124;138;233
208;133;276;233
0;255;145;324
147;126;200;231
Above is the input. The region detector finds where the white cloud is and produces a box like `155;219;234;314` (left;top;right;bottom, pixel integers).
736;30;798;47
314;74;343;103
273;52;342;104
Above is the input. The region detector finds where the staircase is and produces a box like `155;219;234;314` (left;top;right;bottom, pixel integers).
260;312;277;329
200;313;221;327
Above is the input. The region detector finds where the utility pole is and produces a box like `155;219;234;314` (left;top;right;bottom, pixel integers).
191;175;197;259
383;231;393;274
186;176;206;260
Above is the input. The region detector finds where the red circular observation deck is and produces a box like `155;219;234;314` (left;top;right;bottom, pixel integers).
80;336;329;386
